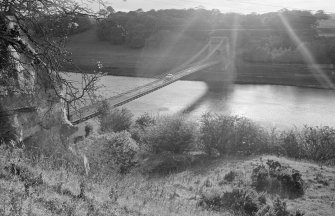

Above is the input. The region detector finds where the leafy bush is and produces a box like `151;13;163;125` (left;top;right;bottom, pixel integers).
251;160;304;199
85;131;139;174
299;126;335;163
279;126;335;163
142;115;198;154
199;188;303;216
98;102;133;133
279;130;302;158
200;113;268;156
224;170;237;182
131;113;156;146
135;112;155;129
199;188;265;215
256;197;304;216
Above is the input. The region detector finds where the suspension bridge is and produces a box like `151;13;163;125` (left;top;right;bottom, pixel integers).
69;37;231;125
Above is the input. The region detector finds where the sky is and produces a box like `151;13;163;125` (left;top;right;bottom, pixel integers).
91;0;335;14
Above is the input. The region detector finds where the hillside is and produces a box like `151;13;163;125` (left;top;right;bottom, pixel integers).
65;27;205;77
1;153;334;215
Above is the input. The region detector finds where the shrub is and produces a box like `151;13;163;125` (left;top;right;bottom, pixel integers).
278;126;335;163
299;126;335;163
256;197;304;216
251;164;270;191
135;112;155;129
200;113;237;155
277;126;335;163
84;124;93;137
198;188;303;216
142;115;197;154
224;170;237;182
98;102;133;133
251;160;304;199
200;113;268;156
279;130;302;158
131;113;156;145
85;131;138;174
199;188;265;214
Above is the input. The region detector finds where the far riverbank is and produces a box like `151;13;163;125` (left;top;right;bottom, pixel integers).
62;62;335;90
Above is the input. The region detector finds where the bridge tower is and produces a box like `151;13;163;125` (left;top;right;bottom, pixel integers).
209;37;229;58
204;36;235;91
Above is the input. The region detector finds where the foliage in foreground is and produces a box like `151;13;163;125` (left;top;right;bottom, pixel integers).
200;113;269;156
2;143;334;216
85;131;139;174
140;115;198;154
98;102;133;133
198;188;304;216
279;126;335;165
96;109;335;174
251;160;305;199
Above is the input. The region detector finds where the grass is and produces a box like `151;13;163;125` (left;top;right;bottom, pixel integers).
2;112;335;215
1;150;335;215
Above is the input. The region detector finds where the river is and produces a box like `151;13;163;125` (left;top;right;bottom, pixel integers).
67;74;335;130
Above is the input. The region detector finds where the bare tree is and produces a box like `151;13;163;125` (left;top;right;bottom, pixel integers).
0;0;105;117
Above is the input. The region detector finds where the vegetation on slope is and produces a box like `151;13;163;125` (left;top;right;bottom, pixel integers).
1;106;335;215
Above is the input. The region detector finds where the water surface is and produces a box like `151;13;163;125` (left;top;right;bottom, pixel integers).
68;74;335;129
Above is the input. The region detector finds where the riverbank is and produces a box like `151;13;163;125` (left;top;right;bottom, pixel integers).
64;28;335;90
62;62;335;90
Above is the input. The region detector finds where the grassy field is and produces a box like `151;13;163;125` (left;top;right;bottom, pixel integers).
1;153;334;216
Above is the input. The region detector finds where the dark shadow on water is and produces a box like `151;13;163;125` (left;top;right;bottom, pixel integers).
181;83;234;115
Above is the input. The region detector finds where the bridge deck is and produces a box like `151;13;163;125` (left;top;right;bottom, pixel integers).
70;60;221;124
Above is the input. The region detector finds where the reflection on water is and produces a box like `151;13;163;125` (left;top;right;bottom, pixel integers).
182;86;233;114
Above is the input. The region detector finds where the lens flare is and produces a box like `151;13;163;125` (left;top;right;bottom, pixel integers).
278;12;335;89
136;13;206;76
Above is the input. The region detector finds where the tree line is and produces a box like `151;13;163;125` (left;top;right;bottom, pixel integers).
96;8;335;63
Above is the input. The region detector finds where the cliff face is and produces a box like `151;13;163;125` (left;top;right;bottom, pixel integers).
0;15;75;148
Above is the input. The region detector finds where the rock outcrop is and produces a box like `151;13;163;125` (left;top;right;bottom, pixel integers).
0;14;77;151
